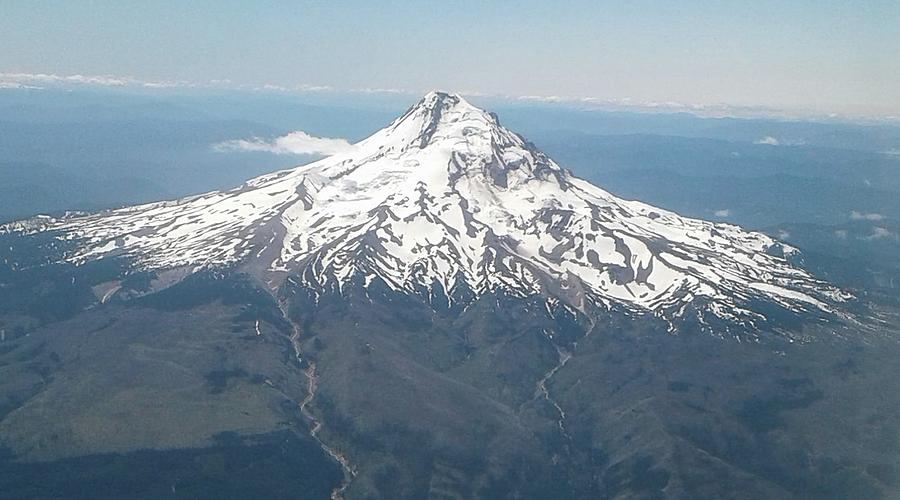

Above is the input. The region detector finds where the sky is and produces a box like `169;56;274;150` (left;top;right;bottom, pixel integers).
2;0;899;117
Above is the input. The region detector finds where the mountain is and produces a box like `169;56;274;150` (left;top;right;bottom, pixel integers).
0;92;898;499
4;92;844;334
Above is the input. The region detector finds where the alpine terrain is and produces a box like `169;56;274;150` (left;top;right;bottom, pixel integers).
1;92;898;499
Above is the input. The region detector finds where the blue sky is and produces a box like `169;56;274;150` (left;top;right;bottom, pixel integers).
2;0;898;116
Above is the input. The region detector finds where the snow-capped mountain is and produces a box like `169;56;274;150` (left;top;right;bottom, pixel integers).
3;92;845;327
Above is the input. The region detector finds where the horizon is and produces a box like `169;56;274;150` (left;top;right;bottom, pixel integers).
2;1;899;120
3;71;900;125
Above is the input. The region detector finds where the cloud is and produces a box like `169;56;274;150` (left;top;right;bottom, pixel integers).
867;227;896;240
0;81;42;90
257;83;334;92
215;130;354;156
850;211;885;221
507;94;900;122
777;230;791;240
755;136;780;146
714;209;731;217
0;71;199;90
349;87;411;94
754;136;807;146
296;84;333;92
0;72;333;93
834;229;848;239
509;94;791;119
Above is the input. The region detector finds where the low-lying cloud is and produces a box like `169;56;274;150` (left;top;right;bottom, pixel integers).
867;227;897;240
754;136;805;146
714;209;731;217
755;136;780;146
0;72;335;93
850;211;885;221
215;130;354;156
0;71;180;88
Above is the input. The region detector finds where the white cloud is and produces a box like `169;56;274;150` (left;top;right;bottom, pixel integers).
0;81;42;90
754;135;806;146
296;84;333;92
834;229;848;239
850;211;885;221
0;72;333;93
507;94;793;119
0;71;197;89
349;87;411;94
755;136;780;146
256;83;334;92
867;227;896;240
714;209;731;217
777;230;791;240
215;130;354;156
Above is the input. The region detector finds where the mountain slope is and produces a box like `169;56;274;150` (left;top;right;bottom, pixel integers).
3;92;845;334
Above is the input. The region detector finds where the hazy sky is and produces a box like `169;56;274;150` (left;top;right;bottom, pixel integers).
2;0;899;116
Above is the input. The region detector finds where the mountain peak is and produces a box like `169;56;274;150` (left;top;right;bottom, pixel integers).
370;90;497;151
416;91;479;116
405;90;477;122
350;91;564;191
420;90;466;106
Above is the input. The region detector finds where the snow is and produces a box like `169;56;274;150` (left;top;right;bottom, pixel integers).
2;91;844;324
